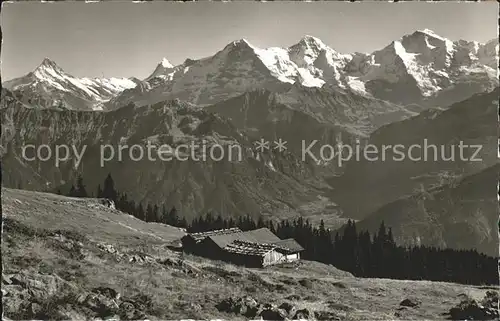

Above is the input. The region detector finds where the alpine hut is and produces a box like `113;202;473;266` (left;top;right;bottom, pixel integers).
181;227;304;267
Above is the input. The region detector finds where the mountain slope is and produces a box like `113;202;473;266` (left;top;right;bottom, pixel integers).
3;58;136;111
329;88;499;220
353;164;499;257
2;188;184;245
1;97;323;221
4;188;495;321
205;87;413;168
273;84;415;134
206;89;354;152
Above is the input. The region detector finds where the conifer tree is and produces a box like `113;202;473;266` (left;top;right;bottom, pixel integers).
146;204;155;223
269;220;276;234
69;185;77;197
136;203;145;221
257;216;265;228
153;204;160;222
161;205;169;224
102;173;117;202
75;175;88;197
96;184;103;198
178;217;188;228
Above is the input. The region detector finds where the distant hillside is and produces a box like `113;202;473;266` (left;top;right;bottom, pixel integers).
1;98;323;221
353;164;500;257
330;89;499;220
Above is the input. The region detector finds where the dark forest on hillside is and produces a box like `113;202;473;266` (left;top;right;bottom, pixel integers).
63;174;499;286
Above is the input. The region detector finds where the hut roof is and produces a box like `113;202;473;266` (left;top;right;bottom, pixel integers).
223;238;304;256
224;240;276;256
208;228;281;248
187;227;242;242
272;238;304;253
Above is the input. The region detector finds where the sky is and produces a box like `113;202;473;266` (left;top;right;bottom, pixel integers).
1;2;497;81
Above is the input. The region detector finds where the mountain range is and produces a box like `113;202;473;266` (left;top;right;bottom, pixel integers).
110;30;497;110
1;29;498;254
5;30;498;114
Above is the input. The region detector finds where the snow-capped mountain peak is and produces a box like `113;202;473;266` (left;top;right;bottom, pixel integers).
230;38;253;47
355;30;497;104
288;35;344;71
146;57;176;80
5;58;137;110
38;57;61;69
401;29;455;56
415;29;446;41
477;38;499;69
221;38;256;54
296;35;328;51
160;58;174;68
33;58;66;79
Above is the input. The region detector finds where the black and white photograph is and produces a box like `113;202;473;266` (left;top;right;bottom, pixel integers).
1;1;499;320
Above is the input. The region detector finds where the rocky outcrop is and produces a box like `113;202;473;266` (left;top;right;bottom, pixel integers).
215;295;342;320
400;298;422;308
159;257;202;276
2;273;154;321
216;296;261;318
447;291;499;320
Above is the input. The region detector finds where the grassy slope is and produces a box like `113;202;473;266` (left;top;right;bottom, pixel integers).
2;188;497;320
1;188;185;246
